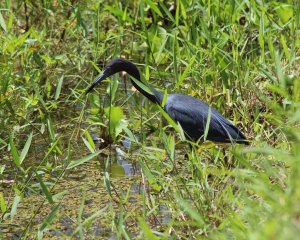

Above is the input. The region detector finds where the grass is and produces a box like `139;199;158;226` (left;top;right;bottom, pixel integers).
1;0;300;239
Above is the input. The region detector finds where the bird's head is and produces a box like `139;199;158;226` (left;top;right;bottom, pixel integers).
86;58;140;94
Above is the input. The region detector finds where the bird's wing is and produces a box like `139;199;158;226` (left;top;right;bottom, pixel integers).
165;95;209;140
165;94;246;143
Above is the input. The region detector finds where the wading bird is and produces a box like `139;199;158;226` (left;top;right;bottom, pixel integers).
86;58;248;145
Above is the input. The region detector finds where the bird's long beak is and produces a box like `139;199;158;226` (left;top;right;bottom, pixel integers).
85;69;109;94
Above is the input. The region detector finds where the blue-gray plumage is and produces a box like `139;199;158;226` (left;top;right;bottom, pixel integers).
86;58;248;145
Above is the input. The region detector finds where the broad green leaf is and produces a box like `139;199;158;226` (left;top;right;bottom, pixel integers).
275;4;293;23
9;137;20;167
10;195;21;220
111;164;125;178
105;106;126;139
109;106;124;125
20;132;33;165
115;119;128;137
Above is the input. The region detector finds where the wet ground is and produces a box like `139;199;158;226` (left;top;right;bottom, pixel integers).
1;143;146;239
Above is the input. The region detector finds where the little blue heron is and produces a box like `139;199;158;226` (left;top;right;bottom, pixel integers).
86;58;249;145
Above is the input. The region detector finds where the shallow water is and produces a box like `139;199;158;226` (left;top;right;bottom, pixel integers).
0;100;177;239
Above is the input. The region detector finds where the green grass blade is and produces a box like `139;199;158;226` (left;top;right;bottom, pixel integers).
55;75;64;100
140;161;161;191
175;55;196;89
0;192;7;213
36;173;54;204
203;107;211;141
145;0;163;17
67;151;100;169
0;11;7;32
81;136;95;153
175;195;205;225
139;217;160;240
37;203;61;239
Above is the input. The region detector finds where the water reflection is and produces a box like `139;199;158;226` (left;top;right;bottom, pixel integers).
95;146;138;178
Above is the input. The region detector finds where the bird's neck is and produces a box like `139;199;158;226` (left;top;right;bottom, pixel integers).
126;66;163;104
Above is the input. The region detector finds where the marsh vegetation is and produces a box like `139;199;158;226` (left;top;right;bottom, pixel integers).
0;0;299;239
